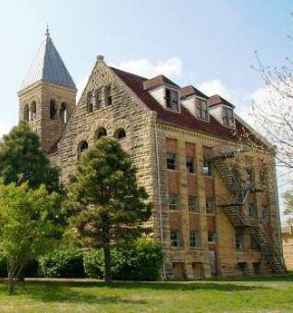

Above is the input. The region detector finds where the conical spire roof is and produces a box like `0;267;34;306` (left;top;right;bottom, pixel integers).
21;29;76;90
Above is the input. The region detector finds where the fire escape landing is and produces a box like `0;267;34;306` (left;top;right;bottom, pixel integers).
208;146;286;274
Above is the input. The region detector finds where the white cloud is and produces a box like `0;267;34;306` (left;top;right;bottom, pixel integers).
198;79;233;100
112;57;183;79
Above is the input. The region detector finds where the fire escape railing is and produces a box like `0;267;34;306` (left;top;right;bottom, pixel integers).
207;146;286;273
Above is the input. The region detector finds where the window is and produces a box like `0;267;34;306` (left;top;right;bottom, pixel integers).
262;206;270;221
95;89;102;109
188;195;198;212
60;102;67;123
114;128;126;140
196;99;208;120
222;107;234;127
235;230;244;250
190;230;200;248
24;104;29;121
165;88;179;111
166;153;176;170
105;85;112;106
168;194;179;210
50;100;57;120
30;101;37;121
248;203;257;217
170;230;180;247
250;234;260;250
186;156;195;173
87;92;94;113
206;197;215;214
208;231;216;243
95;127;107;140
237;262;247;275
78;141;88;158
259;169;268;185
203;161;212;176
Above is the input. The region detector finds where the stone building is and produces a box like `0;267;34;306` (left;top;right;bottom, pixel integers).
281;226;293;270
18;30;286;279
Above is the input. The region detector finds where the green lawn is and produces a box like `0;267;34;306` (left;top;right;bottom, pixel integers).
0;274;293;313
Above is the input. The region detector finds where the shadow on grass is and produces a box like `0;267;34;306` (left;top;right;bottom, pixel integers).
0;281;147;305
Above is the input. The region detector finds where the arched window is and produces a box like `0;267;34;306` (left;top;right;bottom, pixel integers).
114;128;126;139
50;100;57;120
95;127;107;140
24;104;29;121
60;102;68;123
78;141;88;154
30;101;37;121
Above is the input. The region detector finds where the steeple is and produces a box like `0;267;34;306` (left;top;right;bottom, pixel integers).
21;29;76;90
18;29;77;153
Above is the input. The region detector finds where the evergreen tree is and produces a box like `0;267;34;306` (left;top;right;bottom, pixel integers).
0;121;59;192
65;137;152;283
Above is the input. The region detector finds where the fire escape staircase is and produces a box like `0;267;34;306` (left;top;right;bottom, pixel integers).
213;156;286;273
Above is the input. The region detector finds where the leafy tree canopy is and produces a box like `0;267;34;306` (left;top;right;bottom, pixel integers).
0;121;59;192
65;137;152;283
0;181;62;294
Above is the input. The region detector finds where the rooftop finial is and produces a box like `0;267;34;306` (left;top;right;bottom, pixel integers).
45;23;50;36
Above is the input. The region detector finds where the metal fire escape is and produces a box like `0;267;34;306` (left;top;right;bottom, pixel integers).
209;146;286;274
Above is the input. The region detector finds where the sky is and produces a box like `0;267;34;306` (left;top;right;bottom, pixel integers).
0;0;292;215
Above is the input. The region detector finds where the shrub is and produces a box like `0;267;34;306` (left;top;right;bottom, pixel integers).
84;239;164;281
83;249;104;279
39;248;85;278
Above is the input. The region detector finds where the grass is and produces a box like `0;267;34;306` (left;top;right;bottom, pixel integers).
0;274;293;312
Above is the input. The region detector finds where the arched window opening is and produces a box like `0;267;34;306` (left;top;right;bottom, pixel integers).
24;104;29;121
87;92;93;113
50;100;57;120
30;101;37;121
95;127;107;140
114;128;126;140
78;141;89;154
60;102;68;123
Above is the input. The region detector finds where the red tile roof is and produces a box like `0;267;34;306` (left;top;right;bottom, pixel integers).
181;85;208;100
208;95;235;109
111;67;246;142
143;74;180;90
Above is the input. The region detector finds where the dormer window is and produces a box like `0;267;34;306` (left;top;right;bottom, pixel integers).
223;107;234;127
166;88;179;111
196;99;208;120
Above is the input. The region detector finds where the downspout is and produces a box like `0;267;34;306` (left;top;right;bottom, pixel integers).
154;122;167;280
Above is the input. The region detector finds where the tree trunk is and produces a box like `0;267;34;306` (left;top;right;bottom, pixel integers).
103;244;112;284
7;269;15;295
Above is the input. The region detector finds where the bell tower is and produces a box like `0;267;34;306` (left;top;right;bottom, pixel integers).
18;28;77;153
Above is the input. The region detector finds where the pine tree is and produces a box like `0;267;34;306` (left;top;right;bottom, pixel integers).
0;121;59;192
65;137;152;283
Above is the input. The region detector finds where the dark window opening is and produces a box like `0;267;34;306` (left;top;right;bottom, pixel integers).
115;128;126;139
50;100;57;120
186;156;195;173
60;102;67;123
190;230;200;248
95;89;102;109
24;104;29;121
96;127;107;139
170;230;180;247
167;153;176;170
30;101;37;121
87;92;94;113
165;88;179;111
168;194;179;210
78;141;88;155
105;85;112;106
206;197;215;214
208;231;216;243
